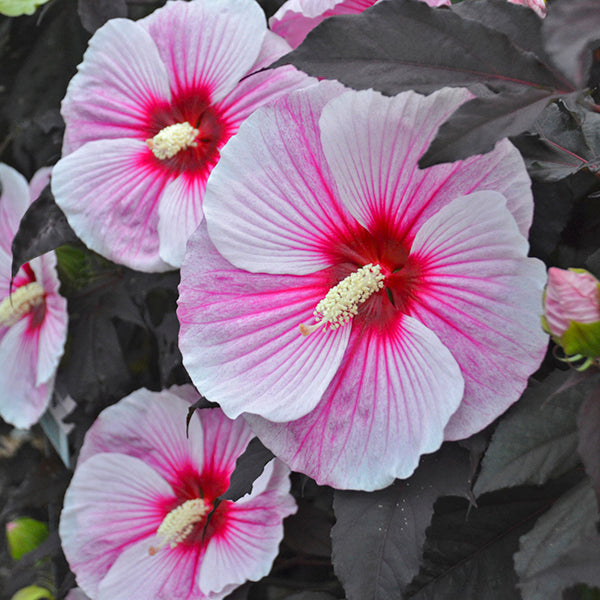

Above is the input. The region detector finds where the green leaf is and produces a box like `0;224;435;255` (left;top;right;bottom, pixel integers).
10;586;53;600
0;0;50;16
5;518;49;561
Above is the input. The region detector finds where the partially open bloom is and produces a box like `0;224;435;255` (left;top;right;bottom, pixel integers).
60;387;296;600
178;83;548;490
51;0;309;272
543;267;600;367
0;164;68;429
270;0;544;49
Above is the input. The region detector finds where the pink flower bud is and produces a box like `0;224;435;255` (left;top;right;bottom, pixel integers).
543;267;600;359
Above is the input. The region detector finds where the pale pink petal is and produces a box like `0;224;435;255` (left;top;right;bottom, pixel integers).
405;191;548;440
544;268;600;337
0;318;50;428
270;0;449;49
319;88;533;241
52;138;173;272
217;30;313;129
197;409;253;480
199;460;296;597
28;167;52;203
204;81;352;275
158;175;205;268
29;254;67;386
66;589;91;600
61;19;171;155
247;315;464;490
60;453;171;598
97;540;204;600
508;0;545;17
0;163;29;258
139;0;266;103
78;388;207;485
178;223;350;422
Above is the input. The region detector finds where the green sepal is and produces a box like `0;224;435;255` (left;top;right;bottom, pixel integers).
560;319;600;358
6;517;49;561
10;586;53;600
0;0;51;16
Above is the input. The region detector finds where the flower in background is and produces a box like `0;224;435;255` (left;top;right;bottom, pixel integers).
52;0;309;272
0;164;68;429
543;267;600;368
178;83;548;490
60;387;296;600
270;0;545;49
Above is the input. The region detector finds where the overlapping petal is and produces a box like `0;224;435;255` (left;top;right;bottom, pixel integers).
139;0;266;103
204;81;352;275
61;19;171;155
52;138;172;272
0;163;29;260
60;453;170;597
179;224;350;421
319;88;533;241
405;192;548;440
247;315;463;490
199;461;296;596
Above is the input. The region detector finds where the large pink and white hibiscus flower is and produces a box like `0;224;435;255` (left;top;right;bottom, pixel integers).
270;0;546;49
177;82;549;491
60;387;296;600
0;164;68;429
51;0;309;272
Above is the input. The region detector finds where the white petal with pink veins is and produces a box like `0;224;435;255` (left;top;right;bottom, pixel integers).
52;138;173;272
205;81;350;275
139;0;266;103
200;460;296;597
78;389;208;483
60;453;171;598
158;175;205;268
61;19;171;154
0;164;30;259
98;539;204;600
320;88;533;240
248;314;464;491
178;223;350;422
406;191;548;440
30;254;68;386
0;318;49;429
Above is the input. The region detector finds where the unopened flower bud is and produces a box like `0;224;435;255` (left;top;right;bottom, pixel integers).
6;517;49;561
542;267;600;366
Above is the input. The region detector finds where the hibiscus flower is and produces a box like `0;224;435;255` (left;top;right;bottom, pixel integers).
60;387;296;600
0;164;68;428
52;0;309;272
178;83;548;490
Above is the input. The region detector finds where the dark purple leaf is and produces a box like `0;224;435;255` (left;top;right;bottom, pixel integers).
515;480;600;600
419;87;556;167
512;98;600;182
331;445;470;600
285;594;339;600
185;395;219;436
473;370;591;497
406;476;580;600
543;0;600;87
78;0;127;33
274;0;573;96
285;501;333;558
219;438;274;501
577;381;600;504
585;249;600;278
10;185;78;278
451;0;548;61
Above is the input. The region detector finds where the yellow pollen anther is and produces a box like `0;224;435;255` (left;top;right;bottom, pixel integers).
148;498;208;555
300;264;385;336
146;122;199;160
0;282;45;327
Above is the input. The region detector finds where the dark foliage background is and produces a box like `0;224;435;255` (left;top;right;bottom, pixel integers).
1;0;600;599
